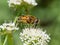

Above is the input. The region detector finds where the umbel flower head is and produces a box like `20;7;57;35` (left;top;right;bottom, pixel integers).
8;0;37;7
0;22;19;31
20;28;51;45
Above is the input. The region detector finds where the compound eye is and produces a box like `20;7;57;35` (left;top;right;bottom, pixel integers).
35;19;38;23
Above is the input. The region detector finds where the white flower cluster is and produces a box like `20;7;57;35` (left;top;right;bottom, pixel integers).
24;0;37;6
8;0;22;7
8;0;37;7
0;22;19;31
20;28;51;45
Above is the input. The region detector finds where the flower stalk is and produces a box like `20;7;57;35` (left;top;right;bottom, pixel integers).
7;33;13;45
3;35;8;45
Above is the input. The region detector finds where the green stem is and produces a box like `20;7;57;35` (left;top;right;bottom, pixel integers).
14;17;18;24
0;35;2;45
0;30;3;45
7;33;14;45
3;35;8;45
25;8;30;15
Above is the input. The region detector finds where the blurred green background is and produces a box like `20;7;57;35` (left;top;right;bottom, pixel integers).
0;0;60;45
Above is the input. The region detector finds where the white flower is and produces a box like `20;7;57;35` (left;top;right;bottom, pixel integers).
24;0;37;6
8;0;37;7
0;22;19;30
20;28;51;45
8;0;22;7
